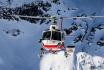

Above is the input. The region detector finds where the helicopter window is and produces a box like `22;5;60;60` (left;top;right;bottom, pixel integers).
42;31;51;40
42;31;62;41
51;31;61;41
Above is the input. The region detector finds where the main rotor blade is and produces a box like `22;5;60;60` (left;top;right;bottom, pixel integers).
11;15;52;19
63;16;104;19
10;15;104;19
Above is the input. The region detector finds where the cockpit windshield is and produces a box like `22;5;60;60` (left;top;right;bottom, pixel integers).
42;31;51;40
42;31;63;41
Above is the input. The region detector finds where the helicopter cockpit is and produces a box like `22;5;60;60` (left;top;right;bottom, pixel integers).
41;24;64;41
42;31;63;41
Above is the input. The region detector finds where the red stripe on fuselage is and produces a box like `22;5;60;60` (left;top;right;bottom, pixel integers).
43;45;64;50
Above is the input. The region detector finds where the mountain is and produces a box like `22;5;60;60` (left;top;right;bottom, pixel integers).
0;0;104;70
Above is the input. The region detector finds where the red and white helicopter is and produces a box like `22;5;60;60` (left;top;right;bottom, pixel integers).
11;15;104;56
40;23;65;52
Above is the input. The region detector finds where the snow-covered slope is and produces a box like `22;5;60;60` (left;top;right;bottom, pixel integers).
0;0;104;70
0;19;42;70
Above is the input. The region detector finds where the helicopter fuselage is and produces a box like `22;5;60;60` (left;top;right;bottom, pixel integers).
42;40;64;51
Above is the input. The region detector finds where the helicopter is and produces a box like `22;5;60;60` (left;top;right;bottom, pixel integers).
10;15;104;56
39;17;65;54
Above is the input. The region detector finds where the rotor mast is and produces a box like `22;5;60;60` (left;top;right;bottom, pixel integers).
51;16;57;25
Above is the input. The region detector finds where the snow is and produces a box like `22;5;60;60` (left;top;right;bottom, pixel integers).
0;0;39;8
0;0;104;70
0;19;43;70
40;51;74;70
76;52;104;70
